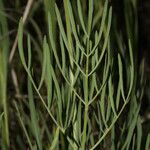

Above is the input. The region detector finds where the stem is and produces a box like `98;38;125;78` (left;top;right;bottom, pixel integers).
0;60;9;148
81;39;90;150
81;105;88;150
2;84;9;148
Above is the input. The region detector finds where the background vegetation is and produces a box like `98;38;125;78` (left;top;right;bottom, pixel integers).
0;0;150;149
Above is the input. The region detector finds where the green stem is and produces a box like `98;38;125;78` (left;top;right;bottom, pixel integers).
0;59;9;149
0;1;9;147
81;39;90;150
2;85;9;149
81;105;88;150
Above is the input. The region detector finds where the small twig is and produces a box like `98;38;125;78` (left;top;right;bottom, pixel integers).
9;0;34;63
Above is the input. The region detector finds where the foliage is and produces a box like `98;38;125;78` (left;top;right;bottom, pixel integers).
0;0;149;149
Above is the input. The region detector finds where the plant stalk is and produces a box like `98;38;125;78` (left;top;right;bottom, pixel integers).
81;39;90;150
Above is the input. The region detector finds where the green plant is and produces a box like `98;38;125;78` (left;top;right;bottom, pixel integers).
0;0;149;149
16;0;148;149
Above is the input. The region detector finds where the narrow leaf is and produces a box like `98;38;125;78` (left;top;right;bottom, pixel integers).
38;37;47;90
108;76;117;116
77;0;88;37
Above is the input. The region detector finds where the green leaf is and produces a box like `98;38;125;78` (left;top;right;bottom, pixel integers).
106;98;111;122
111;126;115;150
77;0;88;37
88;7;112;75
116;80;121;110
87;0;93;35
18;19;62;132
38;37;47;90
126;39;134;100
27;34;31;69
89;52;110;105
60;34;66;73
108;76;117;116
50;64;63;126
137;117;142;150
45;39;53;108
66;0;85;53
18;19;27;69
118;54;125;101
89;0;109;56
48;12;61;68
100;85;107;128
53;7;86;76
